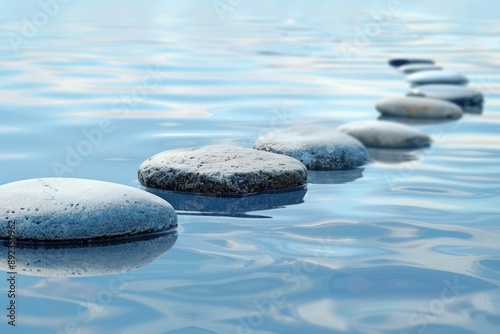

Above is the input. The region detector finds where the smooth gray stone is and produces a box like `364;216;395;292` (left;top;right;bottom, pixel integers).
0;178;177;241
0;232;177;277
337;120;431;148
376;96;463;119
398;64;442;74
143;186;306;217
253;126;368;170
389;58;434;67
138;145;307;195
409;84;483;113
406;70;468;86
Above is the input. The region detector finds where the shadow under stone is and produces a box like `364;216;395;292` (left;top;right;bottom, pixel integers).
307;168;364;184
367;147;422;164
407;92;483;115
377;115;458;126
143;186;307;217
0;231;177;277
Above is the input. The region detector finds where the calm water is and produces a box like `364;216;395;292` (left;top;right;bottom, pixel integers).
1;1;500;333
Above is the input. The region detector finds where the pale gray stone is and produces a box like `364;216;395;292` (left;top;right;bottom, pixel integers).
0;178;177;241
398;64;442;74
307;168;364;184
376;96;463;119
138;145;307;195
338;121;431;148
409;84;484;111
406;70;468;86
0;232;177;277
253;126;368;170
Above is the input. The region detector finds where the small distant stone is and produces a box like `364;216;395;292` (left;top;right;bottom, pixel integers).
338;121;431;148
138;145;307;195
253;126;368;170
409;84;484;108
0;178;177;241
376;96;463;119
398;64;442;74
406;70;468;86
389;58;434;67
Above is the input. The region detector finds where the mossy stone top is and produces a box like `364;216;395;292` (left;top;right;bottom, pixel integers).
138;145;307;195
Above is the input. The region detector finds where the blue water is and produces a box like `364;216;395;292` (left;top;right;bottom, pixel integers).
1;1;500;333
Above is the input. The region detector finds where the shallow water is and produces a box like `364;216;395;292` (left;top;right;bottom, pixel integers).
1;1;500;333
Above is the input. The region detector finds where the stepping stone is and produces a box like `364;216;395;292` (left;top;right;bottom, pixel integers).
0;178;177;241
398;64;442;74
337;120;431;148
409;84;484;109
375;96;463;119
389;58;434;67
406;70;468;86
0;232;177;277
367;148;419;164
253;126;368;170
138;145;307;195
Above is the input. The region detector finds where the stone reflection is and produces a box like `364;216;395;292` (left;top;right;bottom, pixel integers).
0;231;177;277
143;186;307;217
307;168;364;184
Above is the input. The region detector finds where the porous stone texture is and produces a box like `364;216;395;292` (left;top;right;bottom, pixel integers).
253;126;368;170
0;178;177;241
138;145;307;195
406;70;468;86
0;232;177;277
376;96;463;119
338;121;432;149
398;64;442;74
409;84;484;108
389;58;434;67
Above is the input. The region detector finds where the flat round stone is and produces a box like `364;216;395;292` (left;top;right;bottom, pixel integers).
0;178;177;241
406;70;468;86
376;96;463;119
338;121;431;148
253;126;368;170
398;64;442;74
389;58;434;67
409;84;484;107
138;145;307;195
0;232;177;277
